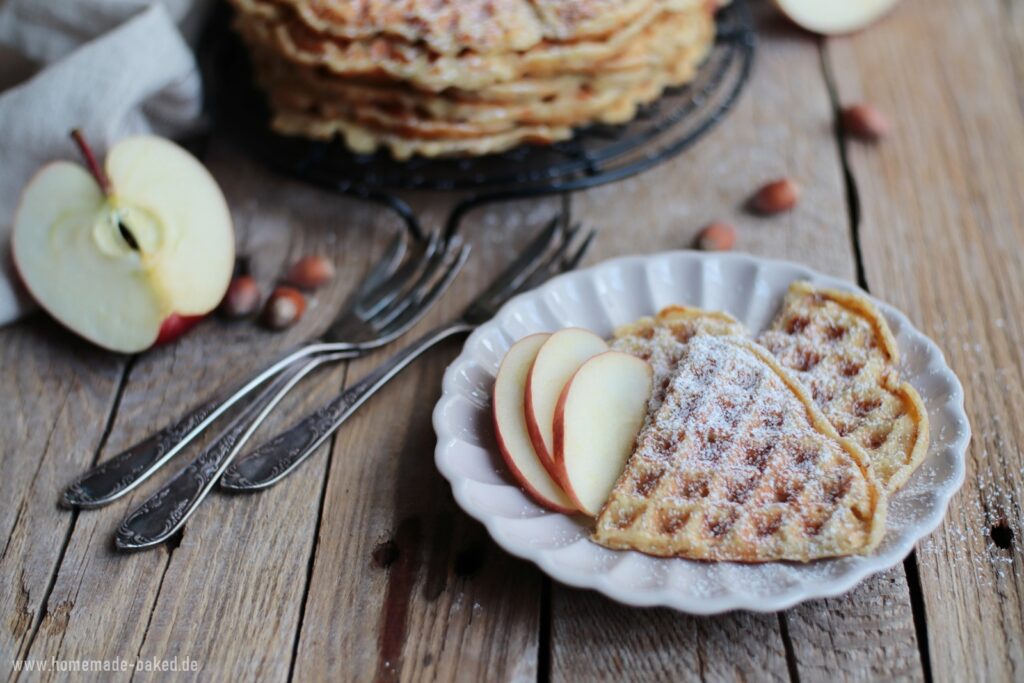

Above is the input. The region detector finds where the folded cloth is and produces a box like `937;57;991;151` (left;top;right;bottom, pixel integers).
0;1;208;326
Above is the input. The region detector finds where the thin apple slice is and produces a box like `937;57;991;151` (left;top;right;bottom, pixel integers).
775;0;900;35
553;351;653;517
492;334;577;513
524;328;609;474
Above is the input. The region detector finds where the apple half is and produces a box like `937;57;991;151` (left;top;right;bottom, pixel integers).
524;328;609;474
12;134;234;353
553;351;653;516
775;0;900;35
492;334;577;513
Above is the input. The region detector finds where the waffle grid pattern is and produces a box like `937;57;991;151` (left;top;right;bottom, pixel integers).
594;336;884;562
758;282;929;491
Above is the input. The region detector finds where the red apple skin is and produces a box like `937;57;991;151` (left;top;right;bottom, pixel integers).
492;403;578;515
155;313;205;346
492;333;577;514
523;328;608;480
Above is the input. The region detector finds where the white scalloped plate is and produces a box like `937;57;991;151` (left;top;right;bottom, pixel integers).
432;252;969;613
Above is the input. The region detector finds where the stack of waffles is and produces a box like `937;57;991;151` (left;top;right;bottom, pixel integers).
594;283;930;562
227;0;722;158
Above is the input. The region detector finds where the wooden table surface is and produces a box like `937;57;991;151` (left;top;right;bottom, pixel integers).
3;0;1023;680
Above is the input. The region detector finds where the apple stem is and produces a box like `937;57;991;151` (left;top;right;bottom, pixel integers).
70;129;113;196
70;129;142;252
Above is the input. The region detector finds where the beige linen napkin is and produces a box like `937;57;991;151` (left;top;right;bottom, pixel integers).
0;1;209;325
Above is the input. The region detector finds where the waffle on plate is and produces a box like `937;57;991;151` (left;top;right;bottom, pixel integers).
611;305;748;422
593;336;887;562
491;280;932;563
757;282;929;492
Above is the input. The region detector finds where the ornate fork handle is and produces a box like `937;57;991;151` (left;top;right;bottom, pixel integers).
62;398;220;509
114;354;348;550
62;341;350;508
221;320;474;491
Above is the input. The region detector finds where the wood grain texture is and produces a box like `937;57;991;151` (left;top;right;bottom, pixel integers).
551;588;788;682
784;568;922;682
290;197;563;683
0;321;123;670
558;4;922;681
13;142;397;681
7;0;1024;676
826;0;1024;680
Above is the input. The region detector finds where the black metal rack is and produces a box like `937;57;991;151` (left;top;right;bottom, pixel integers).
203;0;755;241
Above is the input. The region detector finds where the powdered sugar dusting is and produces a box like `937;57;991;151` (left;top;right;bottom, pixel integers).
438;252;970;612
595;336;882;562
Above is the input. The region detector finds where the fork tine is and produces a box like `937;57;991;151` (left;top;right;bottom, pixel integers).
371;237;462;330
562;229;595;271
326;232;441;340
472;216;562;309
353;232;406;299
517;224;586;293
356;231;441;318
409;243;470;316
370;243;471;343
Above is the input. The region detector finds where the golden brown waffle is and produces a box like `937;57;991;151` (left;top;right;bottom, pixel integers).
611;305;748;422
272;0;658;55
254;8;710;129
262;45;708;158
593;336;887;562
261;31;710;158
227;0;717;157
232;0;705;91
757;282;929;492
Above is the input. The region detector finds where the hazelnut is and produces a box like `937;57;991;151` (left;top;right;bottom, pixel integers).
695;222;737;251
221;275;260;318
750;178;800;215
285;255;335;290
842;103;890;141
263;286;306;330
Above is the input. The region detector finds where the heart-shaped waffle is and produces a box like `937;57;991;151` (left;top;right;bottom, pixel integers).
758;282;929;492
594;336;886;562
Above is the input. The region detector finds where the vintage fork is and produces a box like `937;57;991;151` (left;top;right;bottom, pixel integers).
113;219;586;550
63;230;468;509
213;223;596;494
114;220;592;550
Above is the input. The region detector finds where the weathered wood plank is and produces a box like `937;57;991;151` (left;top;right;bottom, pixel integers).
0;322;124;672
826;0;1024;680
784;568;921;681
551;588;788;682
290;196;563;683
16;143;394;681
556;4;922;681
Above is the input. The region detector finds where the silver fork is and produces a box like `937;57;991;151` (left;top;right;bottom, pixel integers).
63;231;468;509
113;221;590;550
214;222;596;494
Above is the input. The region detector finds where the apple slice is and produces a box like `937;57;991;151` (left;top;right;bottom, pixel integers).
492;334;577;513
553;351;653;516
12;132;234;353
775;0;900;35
524;328;609;474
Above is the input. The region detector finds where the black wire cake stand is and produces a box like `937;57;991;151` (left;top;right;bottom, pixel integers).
203;0;756;241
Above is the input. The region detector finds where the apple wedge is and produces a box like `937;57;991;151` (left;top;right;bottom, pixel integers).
12;132;234;353
553;351;653;516
524;328;608;474
775;0;900;35
492;334;577;513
